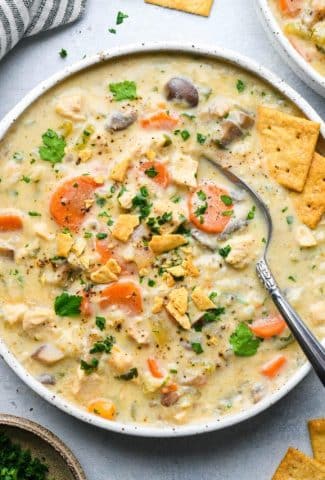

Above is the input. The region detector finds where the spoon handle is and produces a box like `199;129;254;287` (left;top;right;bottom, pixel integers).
256;258;325;387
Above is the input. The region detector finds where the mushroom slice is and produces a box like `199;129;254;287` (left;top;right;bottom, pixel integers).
165;77;199;108
106;111;137;131
31;344;64;365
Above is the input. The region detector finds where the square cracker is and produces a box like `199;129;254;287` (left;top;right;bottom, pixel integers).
309;419;325;463
272;447;325;480
293;153;325;229
257;106;320;192
145;0;214;16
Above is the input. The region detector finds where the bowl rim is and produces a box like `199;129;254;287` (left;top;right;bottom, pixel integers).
256;0;325;97
0;42;324;438
0;414;86;479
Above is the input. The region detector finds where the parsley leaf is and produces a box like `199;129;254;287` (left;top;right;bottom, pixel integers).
59;48;67;58
108;28;116;34
286;215;294;225
219;245;231;258
28;211;41;217
144;165;158;178
116;11;128;25
236;79;246;93
229;322;261;356
54;292;82;317
191;342;204;354
193;307;225;331
39;129;66;164
95;316;106;331
132;187;152;219
89;335;115;354
220;194;233;206
247;205;256;220
109;81;137;101
197;133;207;144
80;358;99;374
116;367;138;380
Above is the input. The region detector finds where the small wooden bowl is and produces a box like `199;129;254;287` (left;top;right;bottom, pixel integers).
0;414;86;480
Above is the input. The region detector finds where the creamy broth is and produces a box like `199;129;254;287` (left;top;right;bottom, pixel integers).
0;53;324;427
269;0;325;76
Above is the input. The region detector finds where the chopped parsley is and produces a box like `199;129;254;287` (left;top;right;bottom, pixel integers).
84;231;93;239
197;133;207;144
116;367;138;380
288;275;296;282
148;279;156;287
193;307;225;332
219;245;231;258
181;113;196;120
116;11;128;25
170;194;181;203
209;291;218;303
132;186;152;219
286;215;294;225
89;335;115;354
28;211;41;216
59;48;67;58
96;232;108;240
236;79;246;93
95;194;107;207
147;212;173;233
220;194;233;206
39;129;66;164
222;210;233;217
194;190;208;223
191;342;204;354
175;129;190;141
197;190;207;201
95;316;106;331
144;165;158;178
80;358;99;374
109;80;137;101
0;432;49;480
108;28;116;34
247;205;256;220
54;292;82;317
229;322;261;356
21;175;31;183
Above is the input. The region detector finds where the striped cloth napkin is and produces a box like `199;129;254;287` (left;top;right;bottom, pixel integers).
0;0;86;60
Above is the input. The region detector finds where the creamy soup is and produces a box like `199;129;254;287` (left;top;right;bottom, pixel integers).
269;0;325;76
0;53;324;427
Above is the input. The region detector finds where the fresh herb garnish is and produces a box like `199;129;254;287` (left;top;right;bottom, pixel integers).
95;194;107;207
89;335;115;354
197;133;207;144
193;307;225;332
247;205;256;220
109;81;137;101
0;432;49;480
39;129;66;164
236;79;246;93
116;367;138;380
116;11;128;25
147;212;173;233
220;194;233;206
96;232;108;240
21;175;31;183
288;275;296;282
28;211;41;217
229;322;261;356
108;28;116;34
286;215;294;225
191;342;204;354
80;358;99;374
132;186;152;219
148;279;156;287
54;292;82;317
222;210;233;217
59;48;67;58
197;190;207;201
170;194;181;203
96;316;106;331
219;245;231;258
144;165;158;178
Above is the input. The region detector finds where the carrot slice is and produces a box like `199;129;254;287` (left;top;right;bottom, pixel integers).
189;185;233;233
50;176;100;231
141;161;169;188
95;239;113;264
260;355;287;378
140;112;178;130
0;215;23;231
278;0;302;15
161;382;178;394
250;315;287;339
100;281;143;314
87;398;116;420
147;357;165;378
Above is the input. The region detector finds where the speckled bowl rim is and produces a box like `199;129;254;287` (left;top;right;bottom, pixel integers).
0;42;324;438
0;414;86;479
256;0;325;97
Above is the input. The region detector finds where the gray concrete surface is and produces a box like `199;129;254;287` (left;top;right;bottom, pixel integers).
0;1;324;479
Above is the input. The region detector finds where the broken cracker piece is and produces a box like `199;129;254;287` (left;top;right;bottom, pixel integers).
149;234;187;254
293;153;325;229
309;419;325;463
272;447;325;480
145;0;214;17
257;106;320;192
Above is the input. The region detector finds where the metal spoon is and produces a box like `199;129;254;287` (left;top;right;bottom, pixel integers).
205;156;325;386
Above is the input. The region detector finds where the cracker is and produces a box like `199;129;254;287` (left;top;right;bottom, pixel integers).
293;153;325;229
272;447;325;480
309;419;325;463
145;0;214;16
257;106;320;192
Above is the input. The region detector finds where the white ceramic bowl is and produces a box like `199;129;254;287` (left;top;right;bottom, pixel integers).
0;43;324;438
256;0;325;97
